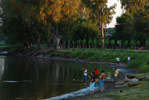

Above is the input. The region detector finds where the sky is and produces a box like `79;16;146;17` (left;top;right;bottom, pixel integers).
107;0;123;28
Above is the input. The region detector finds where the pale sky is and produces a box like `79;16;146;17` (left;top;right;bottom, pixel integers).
107;0;123;28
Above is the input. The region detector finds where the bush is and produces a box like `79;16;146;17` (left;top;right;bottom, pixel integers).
139;65;149;72
130;40;136;47
70;50;82;58
111;40;115;47
124;40;128;47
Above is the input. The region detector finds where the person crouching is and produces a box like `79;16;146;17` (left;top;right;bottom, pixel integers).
89;71;95;94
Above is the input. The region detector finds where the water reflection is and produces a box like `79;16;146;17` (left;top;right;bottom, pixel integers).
0;56;114;100
0;56;5;81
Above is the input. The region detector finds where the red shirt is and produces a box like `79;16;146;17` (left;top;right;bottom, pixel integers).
95;69;99;76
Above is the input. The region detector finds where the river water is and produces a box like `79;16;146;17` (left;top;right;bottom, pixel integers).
0;56;114;100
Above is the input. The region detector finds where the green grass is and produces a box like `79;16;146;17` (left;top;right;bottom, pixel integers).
0;44;24;52
91;80;149;100
55;48;149;72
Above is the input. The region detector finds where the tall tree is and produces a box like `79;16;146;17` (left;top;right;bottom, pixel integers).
120;0;149;13
115;1;149;46
71;19;100;46
83;0;116;48
2;0;30;44
133;5;149;45
2;0;45;49
114;13;134;44
38;0;81;49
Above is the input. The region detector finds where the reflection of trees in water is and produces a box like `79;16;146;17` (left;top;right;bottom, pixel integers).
0;57;5;81
50;62;83;83
34;59;39;81
55;62;60;81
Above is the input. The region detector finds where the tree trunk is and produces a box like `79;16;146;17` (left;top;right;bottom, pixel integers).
101;23;105;48
36;35;41;50
26;41;31;49
47;33;51;48
56;36;60;49
68;40;70;49
31;32;35;47
54;26;61;49
63;40;66;49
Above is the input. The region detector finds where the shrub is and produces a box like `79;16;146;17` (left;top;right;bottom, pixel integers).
124;40;128;47
139;65;149;72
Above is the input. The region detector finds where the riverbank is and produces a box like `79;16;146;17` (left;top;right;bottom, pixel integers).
4;49;138;75
53;48;149;73
5;48;149;72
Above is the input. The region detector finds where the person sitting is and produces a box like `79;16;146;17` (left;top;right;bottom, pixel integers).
89;71;95;94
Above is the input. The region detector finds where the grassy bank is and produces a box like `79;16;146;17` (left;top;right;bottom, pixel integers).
1;46;149;72
54;48;149;72
89;73;149;100
0;44;24;52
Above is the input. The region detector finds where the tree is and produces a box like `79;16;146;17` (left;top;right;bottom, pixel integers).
111;40;115;48
105;39;109;48
114;13;135;44
82;39;86;48
146;40;149;48
83;0;116;48
2;0;46;49
120;0;149;13
130;40;136;48
38;0;81;49
93;39;97;48
71;19;100;47
2;0;82;49
2;0;28;44
88;39;92;48
133;5;149;45
124;40;129;48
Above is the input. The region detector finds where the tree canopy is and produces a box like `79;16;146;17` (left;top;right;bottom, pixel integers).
114;0;149;47
2;0;148;49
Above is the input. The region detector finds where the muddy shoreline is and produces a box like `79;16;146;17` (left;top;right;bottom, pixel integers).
6;50;127;67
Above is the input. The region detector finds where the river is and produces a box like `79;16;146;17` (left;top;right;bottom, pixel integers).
0;56;114;100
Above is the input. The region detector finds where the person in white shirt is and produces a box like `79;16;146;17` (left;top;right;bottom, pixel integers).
116;57;120;64
128;56;130;62
83;68;88;85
